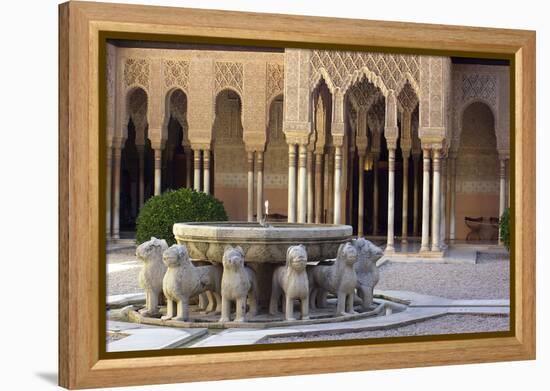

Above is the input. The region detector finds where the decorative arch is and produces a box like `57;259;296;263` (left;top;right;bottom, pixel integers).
162;87;189;145
123;86;148;141
213;88;244;142
310;68;338;96
395;72;421;100
453;97;498;153
342;67;390;98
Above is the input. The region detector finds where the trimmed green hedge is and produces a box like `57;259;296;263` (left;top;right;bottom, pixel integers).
136;188;228;246
499;207;510;252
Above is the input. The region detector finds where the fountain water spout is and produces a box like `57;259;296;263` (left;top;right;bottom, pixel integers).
260;200;272;228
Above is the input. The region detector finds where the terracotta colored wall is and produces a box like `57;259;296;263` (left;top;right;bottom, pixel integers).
455;193;499;240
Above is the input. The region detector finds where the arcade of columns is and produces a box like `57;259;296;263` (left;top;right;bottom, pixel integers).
106;43;510;254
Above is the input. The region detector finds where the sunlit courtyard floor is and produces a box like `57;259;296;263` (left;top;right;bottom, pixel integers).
105;242;510;350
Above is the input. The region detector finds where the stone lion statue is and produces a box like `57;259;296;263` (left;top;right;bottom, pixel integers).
136;237;169;317
309;242;358;316
161;244;223;322
269;244;310;321
352;237;383;311
219;245;258;322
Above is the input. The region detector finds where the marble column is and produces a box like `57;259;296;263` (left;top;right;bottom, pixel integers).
372;153;380;235
193;149;201;191
420;148;431;252
112;145;122;240
247;151;254;222
287;144;297;223
203;149;210;194
431;148;441;252
333;146;343;224
185;147;193;188
137;145;145;208
297;144;307;223
386;146;396;252
357;153;366;237
440;157;447;244
256;151;264;222
154;148;162;196
449;156;457;241
499;158;507;244
326;150;334;224
307;150;314;223
401;150;410;244
314;152;324;223
106;146;112;238
412;153;420;237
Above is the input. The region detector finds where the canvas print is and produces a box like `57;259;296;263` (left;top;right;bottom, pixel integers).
104;40;511;352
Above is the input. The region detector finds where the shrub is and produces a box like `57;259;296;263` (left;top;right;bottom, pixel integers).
136;188;228;246
499;207;510;251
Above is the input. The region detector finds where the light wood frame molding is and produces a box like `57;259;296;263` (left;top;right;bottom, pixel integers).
58;1;536;389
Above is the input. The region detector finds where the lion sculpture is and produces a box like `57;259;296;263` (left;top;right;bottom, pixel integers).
219;245;258;322
269;244;310;321
161;244;223;321
136;237;169;317
352;237;383;311
309;242;358;316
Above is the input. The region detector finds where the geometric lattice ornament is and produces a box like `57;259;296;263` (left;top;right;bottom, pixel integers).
461;74;496;106
123;58;150;88
163;60;189;90
215;62;243;94
397;81;419;113
266;63;284;102
348;77;383;111
310;50;420;92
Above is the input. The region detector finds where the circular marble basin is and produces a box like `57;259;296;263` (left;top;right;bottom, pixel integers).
173;221;353;263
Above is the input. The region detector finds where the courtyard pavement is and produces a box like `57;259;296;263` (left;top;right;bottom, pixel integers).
106;243;510;350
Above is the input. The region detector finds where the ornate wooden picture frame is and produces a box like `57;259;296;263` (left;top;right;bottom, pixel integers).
59;1;535;389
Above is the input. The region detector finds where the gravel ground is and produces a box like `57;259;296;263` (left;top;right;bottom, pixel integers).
261;314;510;343
106;249;509;300
107;266;142;296
377;254;509;300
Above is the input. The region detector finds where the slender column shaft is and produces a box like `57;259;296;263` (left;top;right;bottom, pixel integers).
185;149;192;188
203;149;210;194
499;158;507;244
401;151;410;244
357;154;365;237
431;149;441;251
287;144;297;222
412;154;420;236
440;157;447;243
386;147;396;252
326;151;334;224
137;146;145;207
154;148;162;196
307;151;314;223
297;144;307;223
193;149;201;191
112;146;122;240
420;148;431;251
449;157;457;240
247;152;254;222
256;151;264;222
333;146;343;224
314;153;324;223
372;154;380;235
106;146;113;238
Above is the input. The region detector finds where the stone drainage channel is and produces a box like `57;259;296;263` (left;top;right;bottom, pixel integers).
106;290;509;352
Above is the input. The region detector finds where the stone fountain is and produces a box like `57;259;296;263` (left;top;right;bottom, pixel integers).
124;201;392;329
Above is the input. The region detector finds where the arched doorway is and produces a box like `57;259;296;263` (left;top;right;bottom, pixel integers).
120;87;151;233
263;94;287;219
455;101;499;241
212;89;246;220
162;89;191;192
